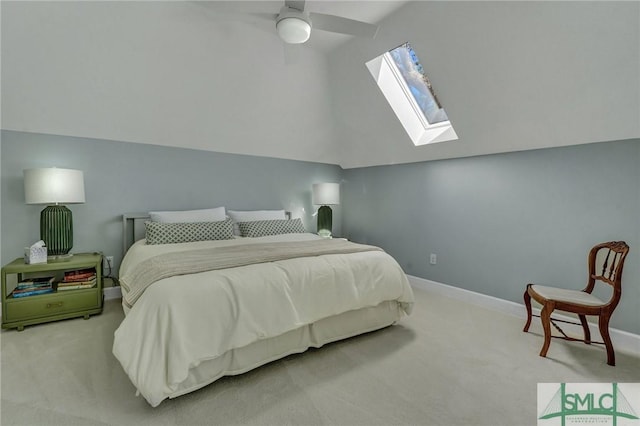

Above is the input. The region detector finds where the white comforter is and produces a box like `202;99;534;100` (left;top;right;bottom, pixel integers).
113;233;414;406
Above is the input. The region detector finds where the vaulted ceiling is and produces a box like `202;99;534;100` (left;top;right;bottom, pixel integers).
2;1;638;168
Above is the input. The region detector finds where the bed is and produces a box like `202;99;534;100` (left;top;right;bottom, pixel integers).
112;210;414;407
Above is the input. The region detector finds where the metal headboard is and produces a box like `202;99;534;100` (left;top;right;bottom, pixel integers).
122;211;292;254
122;213;150;255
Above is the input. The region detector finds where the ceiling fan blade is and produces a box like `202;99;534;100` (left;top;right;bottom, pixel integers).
310;12;379;38
285;0;306;12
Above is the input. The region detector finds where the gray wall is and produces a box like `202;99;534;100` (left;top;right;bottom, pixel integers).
343;139;640;335
2;130;638;334
1;130;343;274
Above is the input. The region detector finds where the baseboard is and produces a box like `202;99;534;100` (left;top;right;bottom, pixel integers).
103;286;122;301
407;275;640;357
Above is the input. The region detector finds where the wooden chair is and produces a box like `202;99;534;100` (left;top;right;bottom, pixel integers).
523;241;630;366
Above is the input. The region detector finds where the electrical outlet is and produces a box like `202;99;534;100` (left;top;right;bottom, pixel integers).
429;253;437;265
103;256;114;272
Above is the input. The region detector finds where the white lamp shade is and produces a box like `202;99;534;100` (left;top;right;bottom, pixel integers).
277;17;311;44
312;183;340;205
24;168;85;205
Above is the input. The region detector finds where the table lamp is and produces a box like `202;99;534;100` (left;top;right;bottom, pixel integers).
312;182;340;238
24;168;85;259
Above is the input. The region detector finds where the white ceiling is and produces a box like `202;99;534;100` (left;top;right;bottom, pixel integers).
2;1;638;168
329;1;639;168
189;1;408;53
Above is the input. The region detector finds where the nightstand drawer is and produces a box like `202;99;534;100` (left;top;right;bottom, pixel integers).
5;290;100;322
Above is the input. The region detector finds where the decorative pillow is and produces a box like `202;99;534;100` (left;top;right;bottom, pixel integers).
238;218;306;238
227;210;287;235
145;218;234;245
149;207;226;223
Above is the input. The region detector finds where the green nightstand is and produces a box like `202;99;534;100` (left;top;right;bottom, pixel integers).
1;253;103;331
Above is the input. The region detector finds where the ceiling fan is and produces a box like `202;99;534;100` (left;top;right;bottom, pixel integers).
274;0;379;44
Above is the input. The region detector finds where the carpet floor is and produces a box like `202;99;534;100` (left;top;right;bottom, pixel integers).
1;286;639;426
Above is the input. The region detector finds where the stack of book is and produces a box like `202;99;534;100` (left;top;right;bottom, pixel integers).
12;276;55;298
57;268;97;291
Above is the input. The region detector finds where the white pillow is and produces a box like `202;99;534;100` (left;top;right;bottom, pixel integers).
227;210;286;235
149;207;226;223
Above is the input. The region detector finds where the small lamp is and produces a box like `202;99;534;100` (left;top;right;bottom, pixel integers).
24;168;85;259
312;182;340;238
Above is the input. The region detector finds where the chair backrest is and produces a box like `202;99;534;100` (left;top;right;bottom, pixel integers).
586;241;630;307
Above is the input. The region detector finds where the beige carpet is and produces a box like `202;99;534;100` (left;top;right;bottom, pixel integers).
1;286;639;426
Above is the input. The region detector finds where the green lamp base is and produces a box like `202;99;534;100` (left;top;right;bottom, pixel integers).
40;205;74;256
317;205;333;238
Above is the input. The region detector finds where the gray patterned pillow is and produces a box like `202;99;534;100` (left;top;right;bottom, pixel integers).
145;218;234;245
238;218;306;238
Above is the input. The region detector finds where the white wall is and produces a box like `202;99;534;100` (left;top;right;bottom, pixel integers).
329;1;640;168
1;1;339;164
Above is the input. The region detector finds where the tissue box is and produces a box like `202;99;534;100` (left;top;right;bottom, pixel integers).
24;246;48;264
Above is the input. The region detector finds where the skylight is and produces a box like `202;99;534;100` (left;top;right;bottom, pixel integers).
366;42;458;146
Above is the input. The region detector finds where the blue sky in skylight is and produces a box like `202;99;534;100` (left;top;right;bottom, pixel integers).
389;43;449;124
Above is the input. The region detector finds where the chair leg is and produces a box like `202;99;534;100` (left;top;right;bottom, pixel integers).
578;315;591;344
598;314;615;366
539;302;554;358
523;287;533;332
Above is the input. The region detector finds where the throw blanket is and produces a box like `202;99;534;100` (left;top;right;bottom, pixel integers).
120;239;382;308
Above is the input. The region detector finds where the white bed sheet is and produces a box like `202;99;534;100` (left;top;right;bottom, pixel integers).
113;234;414;406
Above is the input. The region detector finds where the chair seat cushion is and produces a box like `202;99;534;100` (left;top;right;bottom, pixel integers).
530;285;604;306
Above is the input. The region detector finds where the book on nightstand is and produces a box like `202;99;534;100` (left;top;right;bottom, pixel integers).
63;268;96;282
12;276;55;297
16;276;55;289
12;287;54;298
57;279;97;291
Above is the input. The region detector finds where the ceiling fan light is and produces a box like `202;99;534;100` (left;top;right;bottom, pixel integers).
277;17;311;44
